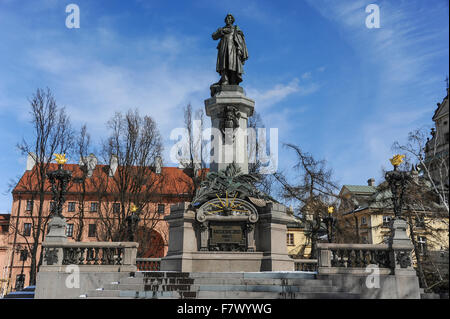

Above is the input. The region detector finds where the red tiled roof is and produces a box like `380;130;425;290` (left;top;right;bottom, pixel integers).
13;163;208;197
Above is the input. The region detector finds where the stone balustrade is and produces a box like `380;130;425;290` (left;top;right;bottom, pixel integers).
293;259;318;272
318;243;392;270
42;241;138;271
136;258;161;271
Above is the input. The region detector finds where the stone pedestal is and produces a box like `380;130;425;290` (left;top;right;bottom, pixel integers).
205;85;254;174
389;218;421;298
161;201;295;272
257;203;295;271
45;216;68;243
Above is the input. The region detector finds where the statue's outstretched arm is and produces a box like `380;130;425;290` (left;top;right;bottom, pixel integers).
212;28;223;40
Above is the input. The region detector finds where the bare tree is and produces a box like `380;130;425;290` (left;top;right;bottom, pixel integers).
392;128;449;292
393;128;448;213
96;109;165;257
176;104;208;200
13;88;73;286
273;144;340;258
68;124;92;241
247;111;276;196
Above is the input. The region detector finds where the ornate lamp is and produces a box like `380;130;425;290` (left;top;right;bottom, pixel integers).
47;154;72;218
126;204;140;242
385;155;414;270
45;154;72;242
385;155;409;219
323;206;336;243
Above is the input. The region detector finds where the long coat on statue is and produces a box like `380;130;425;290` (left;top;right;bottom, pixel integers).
212;25;249;84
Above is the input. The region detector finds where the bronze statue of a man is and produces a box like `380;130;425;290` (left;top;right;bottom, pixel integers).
212;14;248;86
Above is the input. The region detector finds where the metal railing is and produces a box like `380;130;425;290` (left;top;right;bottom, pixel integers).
136;258;161;271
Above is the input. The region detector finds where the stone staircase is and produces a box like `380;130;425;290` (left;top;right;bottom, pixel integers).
82;272;360;299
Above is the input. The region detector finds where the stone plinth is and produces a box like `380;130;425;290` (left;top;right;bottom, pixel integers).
257;202;295;271
161;201;295;272
204;85;254;174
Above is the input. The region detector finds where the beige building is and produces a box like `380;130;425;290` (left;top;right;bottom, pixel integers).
425;87;449;187
337;177;449;285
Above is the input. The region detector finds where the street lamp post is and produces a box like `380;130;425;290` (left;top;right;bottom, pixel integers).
323;206;335;243
385;155;410;220
385;154;414;269
126;204;140;242
45;154;71;243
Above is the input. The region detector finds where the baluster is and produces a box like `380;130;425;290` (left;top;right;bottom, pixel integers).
93;247;99;265
116;248;123;265
346;249;352;268
355;249;361;267
100;248;106;265
331;249;338;267
361;250;368;267
68;248;74;264
369;250;375;265
337;249;344;267
78;248;85;265
62;248;68;265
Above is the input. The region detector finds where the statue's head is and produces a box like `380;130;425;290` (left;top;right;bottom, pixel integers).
225;13;235;25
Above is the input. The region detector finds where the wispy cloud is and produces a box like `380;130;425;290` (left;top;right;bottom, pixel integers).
246;78;319;111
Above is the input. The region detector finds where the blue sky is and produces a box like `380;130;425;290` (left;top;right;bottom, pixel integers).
0;0;448;212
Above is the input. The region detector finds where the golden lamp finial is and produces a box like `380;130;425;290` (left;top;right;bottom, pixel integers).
328;206;334;214
130;204;138;213
389;154;405;167
53;153;68;165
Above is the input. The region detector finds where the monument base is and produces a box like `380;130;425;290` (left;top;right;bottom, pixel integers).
161;251;295;272
161;252;264;272
161;202;295;272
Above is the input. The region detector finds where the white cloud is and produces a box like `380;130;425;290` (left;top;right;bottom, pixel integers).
246;78;319;111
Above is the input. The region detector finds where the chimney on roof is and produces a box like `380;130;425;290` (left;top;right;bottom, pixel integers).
79;153;97;178
109;154;118;177
367;178;375;186
154;156;162;174
410;164;419;183
26;152;36;171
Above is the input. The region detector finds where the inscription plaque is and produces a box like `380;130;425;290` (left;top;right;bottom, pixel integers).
210;225;244;245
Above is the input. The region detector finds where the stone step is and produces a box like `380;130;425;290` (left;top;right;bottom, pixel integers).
196;291;359;299
86;289;121;298
135;271;316;280
191;284;341;293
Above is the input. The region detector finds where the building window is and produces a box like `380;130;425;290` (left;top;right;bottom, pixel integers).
66;224;74;237
415;216;425;228
417;236;427;255
23;223;32;237
26;200;33;211
361;216;367;225
286;233;294;246
382;216;392;227
19;249;28;261
90;202;99;212
88;224;96;237
157;204;165;214
67;202;76;212
113;203;121;213
15;274;25;291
